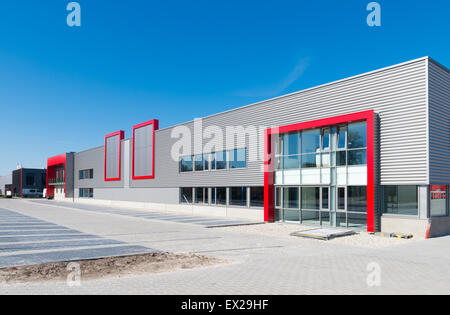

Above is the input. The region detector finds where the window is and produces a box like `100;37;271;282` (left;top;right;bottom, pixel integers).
282;133;299;155
180;156;193;172
210;153;216;170
230;187;247;207
204;154;210;171
430;185;447;217
383;186;418;216
348;122;367;149
79;188;93;198
321;128;330;151
216;187;227;205
337;187;346;210
229;148;246;169
194;154;204;171
26;175;35;186
282;155;300;169
275;187;281;208
211;188;216;205
79;169;93;180
301;187;319;210
215;151;227;170
195;187;206;204
348;149;367;165
301;154;319;168
337;126;347;149
347;186;367;212
283;187;299;209
250;187;264;207
301;129;320;153
180;187;192;204
336;151;346;166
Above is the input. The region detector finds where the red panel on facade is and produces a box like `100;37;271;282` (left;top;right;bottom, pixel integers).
46;153;67;198
104;130;125;182
264;110;375;233
132;119;159;180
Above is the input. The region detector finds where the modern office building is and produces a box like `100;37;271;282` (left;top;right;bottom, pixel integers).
46;57;449;238
11;168;46;198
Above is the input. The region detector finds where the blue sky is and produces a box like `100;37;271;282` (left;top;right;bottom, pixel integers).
0;0;448;175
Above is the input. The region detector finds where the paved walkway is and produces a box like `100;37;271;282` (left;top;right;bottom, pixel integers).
0;206;157;269
1;198;450;294
29;199;254;227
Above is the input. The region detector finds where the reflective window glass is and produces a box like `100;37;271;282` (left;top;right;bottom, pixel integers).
301;187;320;210
301;129;320;153
348;122;367;149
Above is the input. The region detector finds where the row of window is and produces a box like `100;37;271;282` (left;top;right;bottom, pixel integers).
384;185;450;218
79;188;94;198
79;169;94;180
277;149;367;169
275;186;367;213
180;148;247;173
180;186;264;208
278;122;367;156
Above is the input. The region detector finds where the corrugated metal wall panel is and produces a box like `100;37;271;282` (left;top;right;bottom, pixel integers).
74;58;431;199
429;60;450;183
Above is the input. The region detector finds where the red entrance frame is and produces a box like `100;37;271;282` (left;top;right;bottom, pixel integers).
132;119;159;180
46;153;67;198
264;110;375;232
104;130;125;182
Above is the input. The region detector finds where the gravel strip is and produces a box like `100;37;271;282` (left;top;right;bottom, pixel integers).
219;223;422;249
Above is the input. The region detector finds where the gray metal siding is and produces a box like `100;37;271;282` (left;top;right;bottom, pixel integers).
73;58;431;203
429;60;450;183
91;187;179;204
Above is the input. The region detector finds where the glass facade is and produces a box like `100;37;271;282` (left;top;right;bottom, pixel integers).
250;187;264;207
383;186;418;216
274;121;368;229
180;187;193;204
229;148;246;169
230;187;247;207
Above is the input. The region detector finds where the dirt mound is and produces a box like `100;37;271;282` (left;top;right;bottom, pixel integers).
0;252;225;284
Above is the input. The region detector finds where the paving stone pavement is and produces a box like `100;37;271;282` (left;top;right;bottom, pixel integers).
29;199;254;227
1;198;450;294
0;206;158;269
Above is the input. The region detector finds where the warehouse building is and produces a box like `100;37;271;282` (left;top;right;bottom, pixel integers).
46;57;450;237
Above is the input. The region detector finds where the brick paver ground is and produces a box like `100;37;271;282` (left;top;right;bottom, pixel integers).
1;198;449;295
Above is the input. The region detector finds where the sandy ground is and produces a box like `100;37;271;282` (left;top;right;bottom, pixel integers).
0;252;226;284
219;223;422;249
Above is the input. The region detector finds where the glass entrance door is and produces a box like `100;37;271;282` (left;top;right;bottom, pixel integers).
336;186;347;227
320;187;331;226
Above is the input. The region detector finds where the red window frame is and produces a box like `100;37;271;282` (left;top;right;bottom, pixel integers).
132;119;159;180
264;110;375;232
104;130;125;182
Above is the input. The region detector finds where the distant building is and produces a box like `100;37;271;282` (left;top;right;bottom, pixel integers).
12;168;46;198
0;174;12;195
